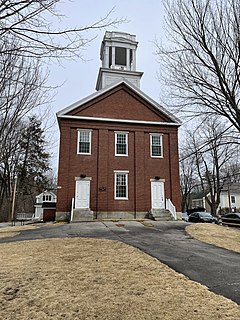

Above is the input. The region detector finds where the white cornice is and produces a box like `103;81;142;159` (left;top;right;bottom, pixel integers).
58;115;181;126
56;80;182;125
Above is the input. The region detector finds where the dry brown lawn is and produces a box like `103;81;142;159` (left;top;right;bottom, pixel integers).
186;223;240;253
0;225;38;239
0;223;239;319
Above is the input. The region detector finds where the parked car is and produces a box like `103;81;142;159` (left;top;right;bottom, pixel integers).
188;212;218;224
181;212;189;222
220;213;240;227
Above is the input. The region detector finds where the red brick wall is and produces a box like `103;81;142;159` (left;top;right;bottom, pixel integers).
56;87;181;216
69;85;170;122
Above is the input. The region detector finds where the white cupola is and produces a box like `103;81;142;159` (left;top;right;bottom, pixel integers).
96;31;143;90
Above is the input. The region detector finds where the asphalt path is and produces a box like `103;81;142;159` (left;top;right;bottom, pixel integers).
0;221;239;304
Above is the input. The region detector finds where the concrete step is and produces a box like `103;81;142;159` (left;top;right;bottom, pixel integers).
71;208;93;222
149;209;174;221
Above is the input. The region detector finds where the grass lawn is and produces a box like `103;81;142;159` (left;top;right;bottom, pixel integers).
0;223;239;319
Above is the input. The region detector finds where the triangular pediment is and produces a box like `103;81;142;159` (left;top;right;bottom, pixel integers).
57;81;181;125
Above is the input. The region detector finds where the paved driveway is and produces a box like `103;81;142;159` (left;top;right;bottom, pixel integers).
0;221;239;304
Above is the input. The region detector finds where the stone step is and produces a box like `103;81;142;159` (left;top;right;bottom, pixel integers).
71;208;93;222
149;209;174;221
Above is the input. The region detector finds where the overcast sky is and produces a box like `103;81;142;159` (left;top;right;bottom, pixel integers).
48;0;168;169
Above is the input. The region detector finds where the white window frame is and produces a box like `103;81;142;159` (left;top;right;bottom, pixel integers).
115;47;127;67
150;133;163;158
77;129;92;155
231;195;236;204
114;170;129;200
115;131;128;156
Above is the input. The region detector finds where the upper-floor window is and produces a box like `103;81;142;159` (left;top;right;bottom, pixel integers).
115;132;128;156
77;129;92;155
231;195;236;204
150;133;163;158
43;194;52;202
114;171;129;200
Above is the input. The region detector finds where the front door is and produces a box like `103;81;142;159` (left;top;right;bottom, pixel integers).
151;181;165;209
75;180;90;209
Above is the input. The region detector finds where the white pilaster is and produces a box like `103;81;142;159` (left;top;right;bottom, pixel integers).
126;48;130;70
112;47;115;68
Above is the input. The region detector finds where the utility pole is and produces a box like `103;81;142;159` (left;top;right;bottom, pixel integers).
11;177;17;224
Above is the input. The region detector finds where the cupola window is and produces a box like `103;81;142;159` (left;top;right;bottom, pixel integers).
115;47;127;66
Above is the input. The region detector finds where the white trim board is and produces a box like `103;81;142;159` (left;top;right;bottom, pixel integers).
58;115;180;126
56;80;181;125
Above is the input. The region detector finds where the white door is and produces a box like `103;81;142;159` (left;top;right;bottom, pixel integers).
151;181;165;209
75;180;90;209
34;207;43;220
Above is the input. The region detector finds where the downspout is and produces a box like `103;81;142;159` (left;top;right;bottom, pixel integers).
168;133;172;209
96;130;100;220
134;132;137;219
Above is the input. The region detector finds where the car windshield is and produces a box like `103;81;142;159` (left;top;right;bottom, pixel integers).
225;213;240;218
199;212;212;218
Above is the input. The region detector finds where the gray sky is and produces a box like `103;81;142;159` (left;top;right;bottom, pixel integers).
48;0;167;169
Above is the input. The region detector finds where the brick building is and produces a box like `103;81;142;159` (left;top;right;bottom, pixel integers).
56;31;181;221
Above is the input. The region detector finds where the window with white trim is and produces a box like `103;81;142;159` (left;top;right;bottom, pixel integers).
115;132;128;156
114;171;128;200
231;195;236;204
150;133;163;158
115;47;127;66
77;130;92;154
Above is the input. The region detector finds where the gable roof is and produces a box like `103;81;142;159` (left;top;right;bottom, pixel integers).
36;190;56;198
221;183;240;193
57;80;181;126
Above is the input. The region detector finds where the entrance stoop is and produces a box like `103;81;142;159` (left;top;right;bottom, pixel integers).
149;209;174;221
71;208;93;222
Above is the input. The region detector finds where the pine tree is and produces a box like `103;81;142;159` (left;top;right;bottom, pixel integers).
17;115;51;212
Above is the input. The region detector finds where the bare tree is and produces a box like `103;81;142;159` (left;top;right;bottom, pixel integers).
156;0;240;131
0;120;23;221
0;114;53;221
0;44;49;220
179;152;198;212
0;1;126;60
182;117;240;215
0;39;48;140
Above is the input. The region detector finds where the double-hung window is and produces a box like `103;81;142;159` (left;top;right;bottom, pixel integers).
77;129;92;155
150;133;163;158
114;171;129;200
231;195;236;204
115;132;128;156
